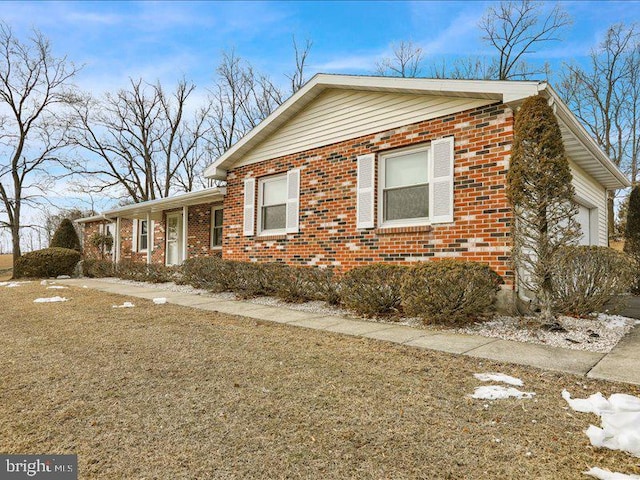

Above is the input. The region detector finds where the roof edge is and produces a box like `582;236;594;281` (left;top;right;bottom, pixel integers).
78;187;226;222
204;74;544;178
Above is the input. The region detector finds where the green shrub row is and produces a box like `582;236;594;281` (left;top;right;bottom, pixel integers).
77;246;634;324
82;258;115;278
181;257;340;304
116;260;180;283
110;256;500;324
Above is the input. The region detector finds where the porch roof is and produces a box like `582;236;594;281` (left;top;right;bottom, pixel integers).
76;187;226;223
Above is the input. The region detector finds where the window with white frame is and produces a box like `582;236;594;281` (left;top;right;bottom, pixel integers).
258;175;287;234
211;206;223;248
138;219;149;251
379;146;430;226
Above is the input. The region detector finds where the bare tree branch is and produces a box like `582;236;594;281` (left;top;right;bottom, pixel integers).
0;22;79;266
67;78;211;203
558;23;639;238
287;36;312;93
479;0;571;80
375;40;424;78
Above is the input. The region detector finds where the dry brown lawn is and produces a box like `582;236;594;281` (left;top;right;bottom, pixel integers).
1;283;639;479
0;253;12;281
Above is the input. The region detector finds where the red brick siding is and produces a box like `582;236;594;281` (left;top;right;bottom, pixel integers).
185;202;224;258
223;102;515;286
82;221;108;260
82;202;224;265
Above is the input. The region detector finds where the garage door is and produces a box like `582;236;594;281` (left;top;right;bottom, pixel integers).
576;204;591;246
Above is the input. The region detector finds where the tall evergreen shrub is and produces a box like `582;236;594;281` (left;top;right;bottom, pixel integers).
50;218;81;252
624;185;640;293
507;95;580;321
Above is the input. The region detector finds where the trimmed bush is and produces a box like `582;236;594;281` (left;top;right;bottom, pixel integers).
551;246;634;316
269;264;338;303
116;260;148;281
82;259;115;278
181;257;236;292
401;260;502;325
50;218;81;252
229;261;274;299
308;267;341;305
116;260;179;283
339;264;407;317
145;264;180;283
14;247;81;278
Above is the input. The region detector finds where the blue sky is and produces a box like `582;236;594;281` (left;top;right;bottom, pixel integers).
3;1;640;96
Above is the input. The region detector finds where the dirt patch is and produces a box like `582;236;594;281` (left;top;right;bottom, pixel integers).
1;283;638;479
0;254;12;281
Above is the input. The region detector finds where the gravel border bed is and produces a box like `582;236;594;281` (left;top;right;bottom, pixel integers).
96;277;638;354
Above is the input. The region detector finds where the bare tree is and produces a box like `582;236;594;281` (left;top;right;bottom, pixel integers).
208;51;284;158
68;78;212;203
430;56;495;80
479;0;571;80
626;41;640;186
287;37;313;93
559;23;639;237
0;24;79;266
375;40;424;78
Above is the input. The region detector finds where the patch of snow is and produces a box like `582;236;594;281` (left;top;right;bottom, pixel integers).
584;467;640;479
563;390;640;458
33;296;68;303
474;372;524;386
56;275;71;279
82;285;88;288
40;280;47;286
46;286;68;290
562;390;611;414
470;385;535;400
596;313;635;330
153;297;167;305
5;282;22;288
113;302;135;308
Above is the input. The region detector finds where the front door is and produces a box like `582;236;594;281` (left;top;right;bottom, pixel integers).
165;213;183;265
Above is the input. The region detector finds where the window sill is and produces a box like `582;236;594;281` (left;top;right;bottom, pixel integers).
375;225;433;235
256;234;288;241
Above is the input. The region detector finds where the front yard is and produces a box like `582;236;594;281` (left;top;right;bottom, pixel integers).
1;283;638;479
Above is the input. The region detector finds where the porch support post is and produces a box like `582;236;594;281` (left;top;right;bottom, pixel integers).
115;217;121;264
146;212;152;265
182;205;188;263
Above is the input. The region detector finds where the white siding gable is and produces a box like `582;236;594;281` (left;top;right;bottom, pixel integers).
237;89;494;167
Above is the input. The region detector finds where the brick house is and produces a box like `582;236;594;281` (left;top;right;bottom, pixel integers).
78;75;630;297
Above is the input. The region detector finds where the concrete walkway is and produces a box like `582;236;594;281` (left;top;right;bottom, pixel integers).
60;278;640;386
